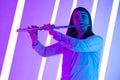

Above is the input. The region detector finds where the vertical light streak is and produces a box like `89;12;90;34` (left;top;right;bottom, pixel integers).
56;55;63;80
37;0;60;80
98;0;119;80
0;0;25;80
56;0;78;79
91;0;98;24
70;0;78;15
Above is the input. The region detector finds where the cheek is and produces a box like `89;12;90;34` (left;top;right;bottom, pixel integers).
73;19;77;24
73;19;80;25
86;19;89;24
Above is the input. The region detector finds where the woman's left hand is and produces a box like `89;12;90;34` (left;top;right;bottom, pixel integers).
42;24;55;35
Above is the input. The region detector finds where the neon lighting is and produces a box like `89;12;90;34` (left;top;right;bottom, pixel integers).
70;0;78;15
91;0;98;24
56;0;78;79
0;0;25;80
56;55;63;80
37;0;60;79
98;0;119;80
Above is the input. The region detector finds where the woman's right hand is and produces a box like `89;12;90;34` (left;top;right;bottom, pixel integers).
27;25;39;46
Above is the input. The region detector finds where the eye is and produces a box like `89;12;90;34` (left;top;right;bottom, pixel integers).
74;15;79;19
82;15;86;19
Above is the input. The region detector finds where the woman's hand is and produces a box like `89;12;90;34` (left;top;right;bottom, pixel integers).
42;24;55;35
27;25;38;46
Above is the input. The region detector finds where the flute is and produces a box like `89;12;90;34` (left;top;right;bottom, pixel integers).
17;24;90;32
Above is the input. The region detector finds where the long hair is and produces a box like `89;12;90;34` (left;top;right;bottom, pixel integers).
66;7;94;39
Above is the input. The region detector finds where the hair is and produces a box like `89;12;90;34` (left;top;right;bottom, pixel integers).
66;7;94;39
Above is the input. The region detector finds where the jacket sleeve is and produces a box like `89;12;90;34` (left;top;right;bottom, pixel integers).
32;41;63;57
52;31;103;52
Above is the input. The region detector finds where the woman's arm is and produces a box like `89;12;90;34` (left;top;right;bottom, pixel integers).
40;24;103;52
51;31;103;52
27;25;62;57
32;41;63;57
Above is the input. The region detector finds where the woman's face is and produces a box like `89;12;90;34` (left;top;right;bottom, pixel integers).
73;10;89;34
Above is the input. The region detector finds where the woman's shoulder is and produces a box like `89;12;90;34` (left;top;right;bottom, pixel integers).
86;35;103;44
89;34;103;40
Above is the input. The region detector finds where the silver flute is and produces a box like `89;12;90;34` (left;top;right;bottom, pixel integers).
17;24;90;32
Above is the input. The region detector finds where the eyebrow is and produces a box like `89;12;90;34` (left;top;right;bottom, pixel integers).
81;12;87;15
80;11;87;14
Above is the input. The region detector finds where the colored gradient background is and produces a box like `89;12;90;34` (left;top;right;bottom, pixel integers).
0;0;120;80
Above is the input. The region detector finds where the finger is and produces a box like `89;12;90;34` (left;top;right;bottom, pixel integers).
27;26;35;33
28;26;31;29
31;25;39;28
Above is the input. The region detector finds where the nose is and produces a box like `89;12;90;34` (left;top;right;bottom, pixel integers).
79;18;84;23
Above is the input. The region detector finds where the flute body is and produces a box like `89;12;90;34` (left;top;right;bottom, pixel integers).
17;24;90;32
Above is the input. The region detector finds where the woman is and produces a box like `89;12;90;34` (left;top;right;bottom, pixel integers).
28;7;103;80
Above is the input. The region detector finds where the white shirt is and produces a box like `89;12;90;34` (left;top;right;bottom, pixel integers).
32;31;103;80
